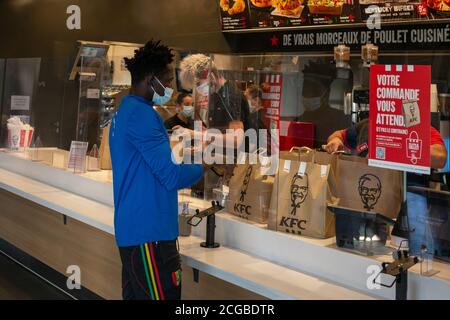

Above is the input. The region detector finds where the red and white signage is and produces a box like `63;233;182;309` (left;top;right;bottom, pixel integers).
260;73;282;154
260;73;282;131
368;64;431;175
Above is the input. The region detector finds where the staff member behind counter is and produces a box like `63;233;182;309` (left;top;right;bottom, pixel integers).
244;85;266;132
179;54;250;136
244;84;271;152
109;40;203;300
324;118;448;169
164;92;194;130
177;54;251;197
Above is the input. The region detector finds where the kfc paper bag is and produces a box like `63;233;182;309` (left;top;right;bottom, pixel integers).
268;147;315;231
268;148;338;238
402;100;421;128
99;123;112;170
335;155;402;219
226;161;274;224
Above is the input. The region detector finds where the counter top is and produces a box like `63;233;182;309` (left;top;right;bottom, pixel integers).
0;167;375;300
2;149;450;299
180;237;375;300
0;168;114;234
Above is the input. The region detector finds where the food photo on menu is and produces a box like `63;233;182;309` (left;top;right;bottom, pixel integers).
307;0;360;25
246;0;361;27
271;0;305;18
248;0;310;28
308;0;345;16
219;0;251;30
427;0;450;16
220;0;247;15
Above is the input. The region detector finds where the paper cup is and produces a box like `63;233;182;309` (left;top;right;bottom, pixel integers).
7;126;22;150
24;128;34;148
19;129;27;148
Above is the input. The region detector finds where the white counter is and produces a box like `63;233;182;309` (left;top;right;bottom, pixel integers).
0;167;375;300
1;149;450;299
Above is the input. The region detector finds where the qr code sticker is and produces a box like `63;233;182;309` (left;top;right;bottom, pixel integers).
376;147;385;160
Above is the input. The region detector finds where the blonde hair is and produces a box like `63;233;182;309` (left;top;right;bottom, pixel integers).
179;54;215;90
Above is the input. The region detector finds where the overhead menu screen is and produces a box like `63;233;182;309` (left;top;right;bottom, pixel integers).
218;0;450;31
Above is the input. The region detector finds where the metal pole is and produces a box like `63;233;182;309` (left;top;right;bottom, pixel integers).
396;269;408;300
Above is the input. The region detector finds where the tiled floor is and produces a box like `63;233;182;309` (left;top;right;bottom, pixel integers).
0;253;71;300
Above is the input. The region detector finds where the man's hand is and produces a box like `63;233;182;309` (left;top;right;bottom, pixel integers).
324;130;346;154
172;125;194;138
324;137;344;154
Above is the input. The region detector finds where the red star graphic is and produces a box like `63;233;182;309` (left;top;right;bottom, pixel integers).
417;3;428;16
270;35;279;46
348;14;355;22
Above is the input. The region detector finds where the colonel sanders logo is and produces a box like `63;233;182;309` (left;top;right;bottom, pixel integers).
239;166;253;202
290;173;309;216
358;174;382;211
12;135;19;146
409;103;418;123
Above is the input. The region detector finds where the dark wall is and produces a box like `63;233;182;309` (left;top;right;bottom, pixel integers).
0;0;229;59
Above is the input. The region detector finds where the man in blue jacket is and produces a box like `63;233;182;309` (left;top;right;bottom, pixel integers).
109;40;203;300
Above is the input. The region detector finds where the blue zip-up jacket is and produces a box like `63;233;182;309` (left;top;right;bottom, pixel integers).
109;95;203;247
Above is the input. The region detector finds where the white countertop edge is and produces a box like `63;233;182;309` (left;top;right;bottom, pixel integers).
0;180;115;235
179;238;377;300
181;255;294;300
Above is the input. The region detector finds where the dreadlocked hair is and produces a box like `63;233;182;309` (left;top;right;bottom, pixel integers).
124;40;174;86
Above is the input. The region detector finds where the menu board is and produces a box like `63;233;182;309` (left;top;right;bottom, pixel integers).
247;0;359;28
218;0;450;30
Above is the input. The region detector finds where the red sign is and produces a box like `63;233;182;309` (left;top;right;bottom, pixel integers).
260;73;282;131
260;73;282;154
368;64;431;175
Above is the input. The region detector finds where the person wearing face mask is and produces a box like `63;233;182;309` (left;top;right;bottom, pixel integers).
109;40;203;300
178;54;251;197
178;54;250;149
244;85;266;130
164;92;194;131
325;118;448;169
244;85;269;152
300;60;352;148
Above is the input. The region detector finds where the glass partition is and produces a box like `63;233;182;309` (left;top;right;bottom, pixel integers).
0;43;449;269
0;57;73;158
174;49;450;264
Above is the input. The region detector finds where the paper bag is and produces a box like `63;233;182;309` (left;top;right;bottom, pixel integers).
268;148;313;231
268;148;338;238
99;124;112;170
402;100;421;128
226;161;274;224
335;155;402;219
